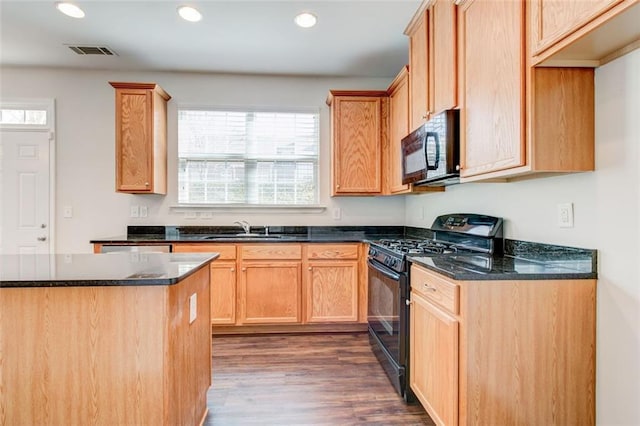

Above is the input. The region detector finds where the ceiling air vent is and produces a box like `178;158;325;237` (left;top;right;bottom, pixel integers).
67;45;117;56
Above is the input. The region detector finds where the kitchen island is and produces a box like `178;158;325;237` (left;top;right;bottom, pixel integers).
0;252;218;426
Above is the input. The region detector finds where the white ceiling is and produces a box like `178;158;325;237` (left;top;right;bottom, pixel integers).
0;0;421;78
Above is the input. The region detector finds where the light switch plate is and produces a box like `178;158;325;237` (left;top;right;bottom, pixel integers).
130;205;139;218
189;293;197;324
63;206;73;218
332;207;341;220
557;203;574;228
139;205;148;218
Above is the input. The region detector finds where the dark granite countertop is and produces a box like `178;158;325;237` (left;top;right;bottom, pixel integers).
90;226;597;281
409;239;597;280
0;252;219;288
90;225;409;244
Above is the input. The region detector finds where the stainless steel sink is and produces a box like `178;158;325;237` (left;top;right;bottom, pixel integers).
200;234;286;240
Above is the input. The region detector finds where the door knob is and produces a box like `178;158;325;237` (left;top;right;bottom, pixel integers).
41;224;47;228
37;236;47;242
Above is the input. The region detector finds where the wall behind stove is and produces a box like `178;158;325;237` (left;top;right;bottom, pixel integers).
406;49;640;425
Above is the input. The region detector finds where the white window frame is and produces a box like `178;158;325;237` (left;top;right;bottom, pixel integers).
173;105;325;213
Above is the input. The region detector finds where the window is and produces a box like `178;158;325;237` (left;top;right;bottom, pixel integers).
178;108;319;205
0;109;47;125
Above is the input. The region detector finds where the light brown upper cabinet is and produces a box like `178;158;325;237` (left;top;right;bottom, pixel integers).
429;0;458;115
386;67;412;194
110;82;170;194
530;0;639;66
327;91;387;196
457;0;595;181
405;5;429;132
405;0;457;132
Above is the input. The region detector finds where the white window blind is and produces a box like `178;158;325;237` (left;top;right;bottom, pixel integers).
178;108;319;205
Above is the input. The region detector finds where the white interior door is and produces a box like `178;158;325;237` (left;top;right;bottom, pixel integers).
0;130;51;254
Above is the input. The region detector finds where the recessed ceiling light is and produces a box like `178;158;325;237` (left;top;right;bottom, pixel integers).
294;12;317;28
55;2;85;19
177;5;202;22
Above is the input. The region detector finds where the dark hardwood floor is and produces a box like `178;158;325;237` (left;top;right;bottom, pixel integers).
206;332;435;425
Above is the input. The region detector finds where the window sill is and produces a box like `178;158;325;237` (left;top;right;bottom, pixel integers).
170;204;327;215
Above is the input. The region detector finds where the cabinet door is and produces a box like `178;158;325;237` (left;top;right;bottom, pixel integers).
115;87;153;192
331;96;383;194
408;9;429;132
530;0;623;56
388;68;411;194
458;0;525;177
305;261;358;323
410;291;459;426
238;262;301;324
210;261;236;324
430;0;457;114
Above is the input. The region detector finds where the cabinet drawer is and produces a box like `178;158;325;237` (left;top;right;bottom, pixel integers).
241;244;302;260
410;264;459;315
306;244;359;260
173;244;236;260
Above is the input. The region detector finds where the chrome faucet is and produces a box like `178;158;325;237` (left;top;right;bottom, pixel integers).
234;220;251;234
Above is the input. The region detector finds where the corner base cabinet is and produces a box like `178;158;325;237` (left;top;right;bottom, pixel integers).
410;264;596;426
110;82;171;194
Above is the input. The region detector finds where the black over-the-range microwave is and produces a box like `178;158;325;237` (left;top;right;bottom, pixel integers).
401;109;460;187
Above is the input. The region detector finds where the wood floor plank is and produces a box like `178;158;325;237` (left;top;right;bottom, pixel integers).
206;332;434;425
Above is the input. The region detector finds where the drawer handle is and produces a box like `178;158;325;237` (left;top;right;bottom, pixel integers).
423;283;437;292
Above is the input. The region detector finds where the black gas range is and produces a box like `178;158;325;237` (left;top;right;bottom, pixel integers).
366;213;503;402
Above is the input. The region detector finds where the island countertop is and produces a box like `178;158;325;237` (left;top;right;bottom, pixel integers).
0;252;219;288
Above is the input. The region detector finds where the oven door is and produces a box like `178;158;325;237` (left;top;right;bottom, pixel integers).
367;257;413;400
367;258;401;354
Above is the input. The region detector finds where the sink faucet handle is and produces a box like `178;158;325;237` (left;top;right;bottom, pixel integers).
234;220;251;234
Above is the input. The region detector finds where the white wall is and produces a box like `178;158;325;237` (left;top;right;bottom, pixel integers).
406;50;640;425
0;67;405;253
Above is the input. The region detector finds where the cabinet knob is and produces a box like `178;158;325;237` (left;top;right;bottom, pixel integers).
230;268;235;272
145;182;150;186
37;236;47;242
242;267;246;272
336;184;340;189
308;267;312;271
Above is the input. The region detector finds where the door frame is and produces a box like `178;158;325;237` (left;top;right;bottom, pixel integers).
0;98;56;252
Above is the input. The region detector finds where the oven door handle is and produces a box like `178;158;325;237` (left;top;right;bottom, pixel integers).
368;258;401;281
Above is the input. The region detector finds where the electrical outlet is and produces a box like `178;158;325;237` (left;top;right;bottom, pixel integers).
63;206;73;218
557;203;574;228
332;207;342;220
130;205;139;218
184;211;197;220
139;205;148;218
200;211;213;219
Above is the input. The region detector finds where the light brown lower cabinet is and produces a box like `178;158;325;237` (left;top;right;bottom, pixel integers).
409;264;596;426
168;242;365;329
209;261;237;324
410;291;459;426
238;261;302;324
237;244;303;325
173;243;237;324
